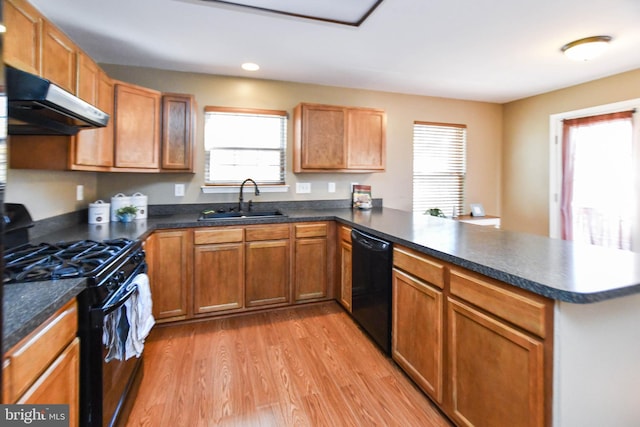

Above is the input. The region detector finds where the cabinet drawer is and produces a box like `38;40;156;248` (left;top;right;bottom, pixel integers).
3;299;78;403
194;228;243;244
393;246;444;289
245;225;290;241
295;223;327;238
449;268;549;338
339;226;352;242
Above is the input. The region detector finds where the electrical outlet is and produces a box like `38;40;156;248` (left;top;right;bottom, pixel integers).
328;182;336;193
76;185;84;201
351;182;359;191
296;182;311;193
174;184;185;197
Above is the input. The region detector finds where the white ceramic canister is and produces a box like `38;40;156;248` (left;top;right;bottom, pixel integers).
88;200;110;224
130;192;148;219
110;193;132;222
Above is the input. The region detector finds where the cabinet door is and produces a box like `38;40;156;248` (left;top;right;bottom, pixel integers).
76;51;99;104
41;20;77;94
339;241;352;312
245;240;290;307
4;0;42;74
392;269;443;403
347;108;386;170
193;243;244;314
295;104;346;171
146;230;190;321
294;238;327;302
18;338;79;427
161;93;194;171
74;71;114;168
447;298;545;427
114;82;161;169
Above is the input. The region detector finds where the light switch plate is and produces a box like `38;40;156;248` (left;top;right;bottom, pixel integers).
76;185;84;201
296;182;311;193
328;182;336;193
175;184;185;197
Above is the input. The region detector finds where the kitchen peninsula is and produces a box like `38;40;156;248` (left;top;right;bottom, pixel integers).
5;205;640;426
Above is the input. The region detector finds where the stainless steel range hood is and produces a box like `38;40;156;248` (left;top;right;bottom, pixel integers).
7;66;110;136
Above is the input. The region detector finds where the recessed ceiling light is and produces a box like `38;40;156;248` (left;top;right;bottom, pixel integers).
561;35;612;61
241;62;260;71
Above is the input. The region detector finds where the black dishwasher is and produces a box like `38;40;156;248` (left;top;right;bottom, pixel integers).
351;229;393;355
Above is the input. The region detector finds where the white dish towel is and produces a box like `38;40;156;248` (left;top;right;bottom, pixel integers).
124;273;156;359
103;307;124;362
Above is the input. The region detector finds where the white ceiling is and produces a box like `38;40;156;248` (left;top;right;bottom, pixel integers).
30;0;640;103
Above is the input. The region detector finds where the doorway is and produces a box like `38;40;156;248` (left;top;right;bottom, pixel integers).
549;100;640;251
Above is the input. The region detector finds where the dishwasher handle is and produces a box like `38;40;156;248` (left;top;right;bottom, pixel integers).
351;229;391;252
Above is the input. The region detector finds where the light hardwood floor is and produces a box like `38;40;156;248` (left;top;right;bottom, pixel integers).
125;302;452;426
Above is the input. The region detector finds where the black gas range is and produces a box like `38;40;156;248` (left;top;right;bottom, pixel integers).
3;221;148;427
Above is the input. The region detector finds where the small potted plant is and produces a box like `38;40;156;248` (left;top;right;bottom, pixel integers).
426;208;446;218
116;205;138;223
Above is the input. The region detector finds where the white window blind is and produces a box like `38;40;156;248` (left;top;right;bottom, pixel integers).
204;107;287;185
413;121;467;215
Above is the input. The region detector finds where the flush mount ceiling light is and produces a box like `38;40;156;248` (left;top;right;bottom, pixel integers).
561;35;612;61
241;62;260;71
198;0;384;26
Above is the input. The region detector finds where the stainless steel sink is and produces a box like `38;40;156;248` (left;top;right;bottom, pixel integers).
198;209;287;221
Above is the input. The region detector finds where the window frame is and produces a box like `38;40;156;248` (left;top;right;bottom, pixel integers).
203;106;288;186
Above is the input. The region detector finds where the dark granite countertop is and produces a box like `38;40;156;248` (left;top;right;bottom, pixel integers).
6;204;640;351
30;205;640;304
3;279;86;353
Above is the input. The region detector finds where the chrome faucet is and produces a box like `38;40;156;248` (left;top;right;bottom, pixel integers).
238;178;260;212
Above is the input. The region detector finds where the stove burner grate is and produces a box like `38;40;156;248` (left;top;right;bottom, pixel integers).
3;238;134;284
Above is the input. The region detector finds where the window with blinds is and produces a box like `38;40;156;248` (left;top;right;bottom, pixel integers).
412;121;467;215
204;107;287;185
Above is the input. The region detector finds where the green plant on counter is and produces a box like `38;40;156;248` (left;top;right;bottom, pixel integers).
425;208;446;218
116;205;138;215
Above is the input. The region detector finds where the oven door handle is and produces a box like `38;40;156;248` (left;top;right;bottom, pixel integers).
102;283;137;316
90;283;138;330
100;262;146;316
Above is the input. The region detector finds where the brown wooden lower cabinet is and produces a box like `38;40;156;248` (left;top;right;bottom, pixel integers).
193;243;244;314
391;244;552;427
392;268;444;404
147;222;337;322
447;298;545;427
245;239;290;307
338;226;352;311
2;300;79;426
294;238;327;301
18;338;80;427
146;229;191;322
294;222;329;302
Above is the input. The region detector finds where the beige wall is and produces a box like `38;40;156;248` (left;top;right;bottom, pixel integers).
92;65;503;215
502;68;640;235
5;169;98;221
11;62;640;228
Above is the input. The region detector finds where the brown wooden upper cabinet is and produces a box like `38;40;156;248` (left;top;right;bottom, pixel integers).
5;0;197;174
4;0;42;75
73;68;115;170
41;20;77;94
114;81;162;170
5;0;77;93
161;93;195;171
293;103;386;173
